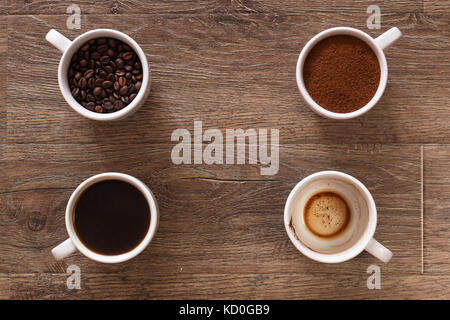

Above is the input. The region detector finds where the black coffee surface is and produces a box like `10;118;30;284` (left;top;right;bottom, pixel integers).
74;180;150;255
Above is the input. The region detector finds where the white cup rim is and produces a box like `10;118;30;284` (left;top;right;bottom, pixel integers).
296;27;388;120
58;28;150;121
65;172;159;263
284;171;377;263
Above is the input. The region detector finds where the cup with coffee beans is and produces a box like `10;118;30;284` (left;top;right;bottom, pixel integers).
52;173;159;263
46;29;151;121
296;27;401;120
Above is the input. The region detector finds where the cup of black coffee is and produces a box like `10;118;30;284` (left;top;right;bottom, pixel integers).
46;29;151;121
52;173;159;263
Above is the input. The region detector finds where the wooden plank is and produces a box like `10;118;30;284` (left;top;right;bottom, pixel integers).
6;13;450;144
2;273;448;299
424;145;450;275
5;1;425;15
2;0;449;301
0;2;6;15
424;1;450;12
1;143;421;276
0;17;6;143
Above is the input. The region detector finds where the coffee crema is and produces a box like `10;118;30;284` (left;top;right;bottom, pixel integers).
303;35;380;113
74;180;150;255
303;191;351;238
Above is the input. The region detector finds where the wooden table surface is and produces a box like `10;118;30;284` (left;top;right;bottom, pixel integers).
0;1;449;299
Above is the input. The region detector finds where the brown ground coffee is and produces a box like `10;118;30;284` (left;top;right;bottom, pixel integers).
303;35;380;113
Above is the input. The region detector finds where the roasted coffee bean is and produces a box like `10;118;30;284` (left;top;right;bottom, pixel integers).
104;66;113;74
103;101;114;111
87;94;95;102
68;37;144;113
91;52;101;60
94;78;103;87
123;52;133;60
102;80;113;89
71;87;80;98
84;69;94;79
97;44;108;53
119;85;128;96
114;100;124;110
88;78;95;89
115;58;124;68
93;87;103;96
118;76;127;86
100;56;110;65
108;39;116;47
86;102;95;111
79;77;87;89
98;70;107;79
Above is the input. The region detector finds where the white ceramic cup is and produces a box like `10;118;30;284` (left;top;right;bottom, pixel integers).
296;27;402;120
284;171;392;263
52;173;159;263
45;28;151;121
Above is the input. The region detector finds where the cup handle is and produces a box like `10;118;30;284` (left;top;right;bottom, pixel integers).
374;27;402;51
45;29;72;53
365;238;392;263
52;238;77;260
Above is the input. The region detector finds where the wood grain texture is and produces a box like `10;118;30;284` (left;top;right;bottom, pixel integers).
424;145;450;275
0;17;6;144
1;1;449;300
424;0;450;12
5;1;425;15
2;144;421;281
6;13;450;144
1;273;449;300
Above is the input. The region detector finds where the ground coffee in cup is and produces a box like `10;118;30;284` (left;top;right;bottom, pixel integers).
303;35;380;114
